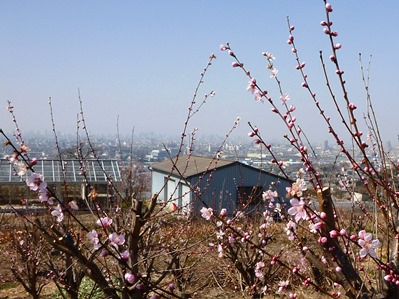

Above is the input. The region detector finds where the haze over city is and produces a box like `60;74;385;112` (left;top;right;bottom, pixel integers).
1;1;398;145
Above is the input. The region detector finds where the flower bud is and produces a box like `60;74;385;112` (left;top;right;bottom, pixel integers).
329;230;339;238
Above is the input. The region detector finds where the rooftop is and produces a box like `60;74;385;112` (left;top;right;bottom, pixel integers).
151;155;236;178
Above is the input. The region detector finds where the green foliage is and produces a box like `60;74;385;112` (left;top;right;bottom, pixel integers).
54;277;105;299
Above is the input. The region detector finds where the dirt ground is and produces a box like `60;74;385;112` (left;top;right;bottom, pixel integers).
0;214;238;299
0;283;56;299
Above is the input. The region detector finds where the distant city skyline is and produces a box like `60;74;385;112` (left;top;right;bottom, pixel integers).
1;1;399;145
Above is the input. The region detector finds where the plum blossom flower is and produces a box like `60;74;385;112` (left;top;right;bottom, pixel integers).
285;220;297;241
217;244;223;258
246;79;257;94
288;198;307;222
270;68;279;78
255;261;265;279
87;230;100;250
26;173;47;192
309;221;324;233
108;232;125;248
286;179;307;198
51;204;64;223
358;230;380;258
68;200;79;210
39;189;51;204
200;207;213;220
120;250;130;261
277;280;289;293
280;94;290;104
96;216;113;228
16;161;27;176
262;52;275;60
125;272;136;284
219;208;227;217
254;90;264;102
262;190;278;201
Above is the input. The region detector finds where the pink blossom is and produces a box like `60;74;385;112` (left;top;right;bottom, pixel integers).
68;200;79;210
358;230;380;258
87;230;100;250
326;3;333;12
309;221;324;233
100;249;108;257
255;261;265;279
270;68;278;78
16;161;27;176
348;103;357;110
219;208;227;217
384;275;393;282
288;198;307;222
108;232;125;247
254;90;264;102
200;207;213;220
262;52;275;60
51;204;64;223
285;220;297;240
262;190;278;201
329;230;339;238
96;216;113;228
19;143;30;153
280;94;290;104
26;173;47;192
29;158;37;167
39;189;51;204
125;272;136;284
120;250;130;261
277;280;289;293
286;179;307;198
217;244;223;258
246;79;256;94
319;236;328;244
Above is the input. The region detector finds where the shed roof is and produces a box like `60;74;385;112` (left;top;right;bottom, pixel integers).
151;155;236;178
0;159;121;184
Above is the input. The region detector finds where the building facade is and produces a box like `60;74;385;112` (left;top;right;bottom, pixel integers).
151;155;293;216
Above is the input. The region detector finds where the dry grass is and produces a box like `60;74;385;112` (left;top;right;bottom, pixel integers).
0;210;390;298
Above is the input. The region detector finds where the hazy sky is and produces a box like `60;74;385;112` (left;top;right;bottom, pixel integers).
1;1;398;145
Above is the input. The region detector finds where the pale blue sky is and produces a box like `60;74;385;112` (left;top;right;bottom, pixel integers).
1;1;398;144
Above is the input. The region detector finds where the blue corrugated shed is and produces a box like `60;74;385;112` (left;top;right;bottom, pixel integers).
151;155;293;216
